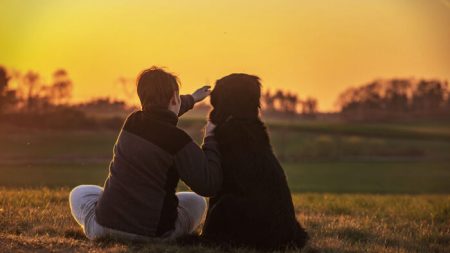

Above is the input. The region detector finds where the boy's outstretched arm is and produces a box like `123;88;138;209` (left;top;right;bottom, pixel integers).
178;95;195;117
174;121;222;197
178;85;211;117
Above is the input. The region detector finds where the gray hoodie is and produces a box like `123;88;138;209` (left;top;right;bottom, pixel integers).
95;95;222;237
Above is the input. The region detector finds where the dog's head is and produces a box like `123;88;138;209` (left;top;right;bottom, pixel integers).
209;73;261;125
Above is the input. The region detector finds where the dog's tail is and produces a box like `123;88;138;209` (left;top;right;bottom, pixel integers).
293;225;310;249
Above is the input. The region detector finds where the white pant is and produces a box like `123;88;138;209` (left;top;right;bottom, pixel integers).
69;185;207;241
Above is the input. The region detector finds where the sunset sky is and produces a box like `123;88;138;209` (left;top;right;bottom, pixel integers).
1;0;449;111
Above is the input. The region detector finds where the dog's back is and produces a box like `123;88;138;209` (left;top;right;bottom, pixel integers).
201;118;308;250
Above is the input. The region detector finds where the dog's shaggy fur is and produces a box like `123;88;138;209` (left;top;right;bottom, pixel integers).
200;74;308;251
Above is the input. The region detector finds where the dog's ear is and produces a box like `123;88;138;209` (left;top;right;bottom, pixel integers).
209;109;219;124
209;107;230;125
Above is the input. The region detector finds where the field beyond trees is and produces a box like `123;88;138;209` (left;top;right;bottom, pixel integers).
0;118;449;252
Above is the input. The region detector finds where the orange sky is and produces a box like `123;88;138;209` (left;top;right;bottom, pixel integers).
1;0;449;111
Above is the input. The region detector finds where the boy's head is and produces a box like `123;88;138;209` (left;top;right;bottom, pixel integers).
137;66;181;113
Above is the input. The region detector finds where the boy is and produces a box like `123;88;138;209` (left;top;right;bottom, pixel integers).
69;67;221;241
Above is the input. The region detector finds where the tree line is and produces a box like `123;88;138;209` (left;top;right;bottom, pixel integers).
337;78;450;121
1;65;449;128
0;67;73;114
261;90;318;118
0;66;319;119
0;66;129;129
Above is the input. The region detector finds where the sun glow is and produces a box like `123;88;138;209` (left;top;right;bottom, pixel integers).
1;0;449;111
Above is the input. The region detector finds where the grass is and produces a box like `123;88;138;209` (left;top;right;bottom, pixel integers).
266;119;450;141
284;161;450;194
1;161;449;194
2;123;450;164
0;119;449;252
0;188;448;253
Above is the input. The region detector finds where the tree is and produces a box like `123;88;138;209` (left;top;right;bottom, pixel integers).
261;88;310;117
336;87;356;111
0;66;10;114
262;90;275;112
337;78;449;121
412;80;446;112
48;69;73;105
385;79;410;112
273;89;284;112
0;67;8;94
359;82;384;111
19;71;42;112
284;92;298;114
301;97;317;118
117;76;135;101
0;66;19;115
446;88;450;112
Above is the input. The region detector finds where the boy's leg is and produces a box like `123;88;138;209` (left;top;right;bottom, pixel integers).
164;192;207;240
69;185;106;240
70;185;154;242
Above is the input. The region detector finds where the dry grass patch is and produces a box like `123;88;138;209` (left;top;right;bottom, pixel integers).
0;188;448;253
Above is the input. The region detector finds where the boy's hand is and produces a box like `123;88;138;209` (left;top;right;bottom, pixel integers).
192;85;211;102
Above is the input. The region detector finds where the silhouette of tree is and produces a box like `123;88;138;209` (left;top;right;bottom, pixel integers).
412;80;446;112
48;69;73;105
360;82;384;111
385;79;410;112
301;97;317;118
0;66;18;114
0;66;10;114
19;71;42;112
284;92;298;114
262;90;275;112
117;76;135;101
0;67;8;94
260;88;316;117
336;87;357;112
338;78;448;121
273;89;284;112
446;89;450;111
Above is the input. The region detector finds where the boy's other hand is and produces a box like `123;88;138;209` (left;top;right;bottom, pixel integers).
192;85;211;102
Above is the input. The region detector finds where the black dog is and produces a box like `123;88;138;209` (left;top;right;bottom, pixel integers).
201;74;308;251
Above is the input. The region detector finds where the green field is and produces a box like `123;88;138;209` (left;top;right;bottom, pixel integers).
1;119;449;193
1;162;449;194
0;119;449;252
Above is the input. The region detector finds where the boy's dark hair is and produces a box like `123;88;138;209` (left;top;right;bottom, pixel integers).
209;73;261;125
137;66;180;110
